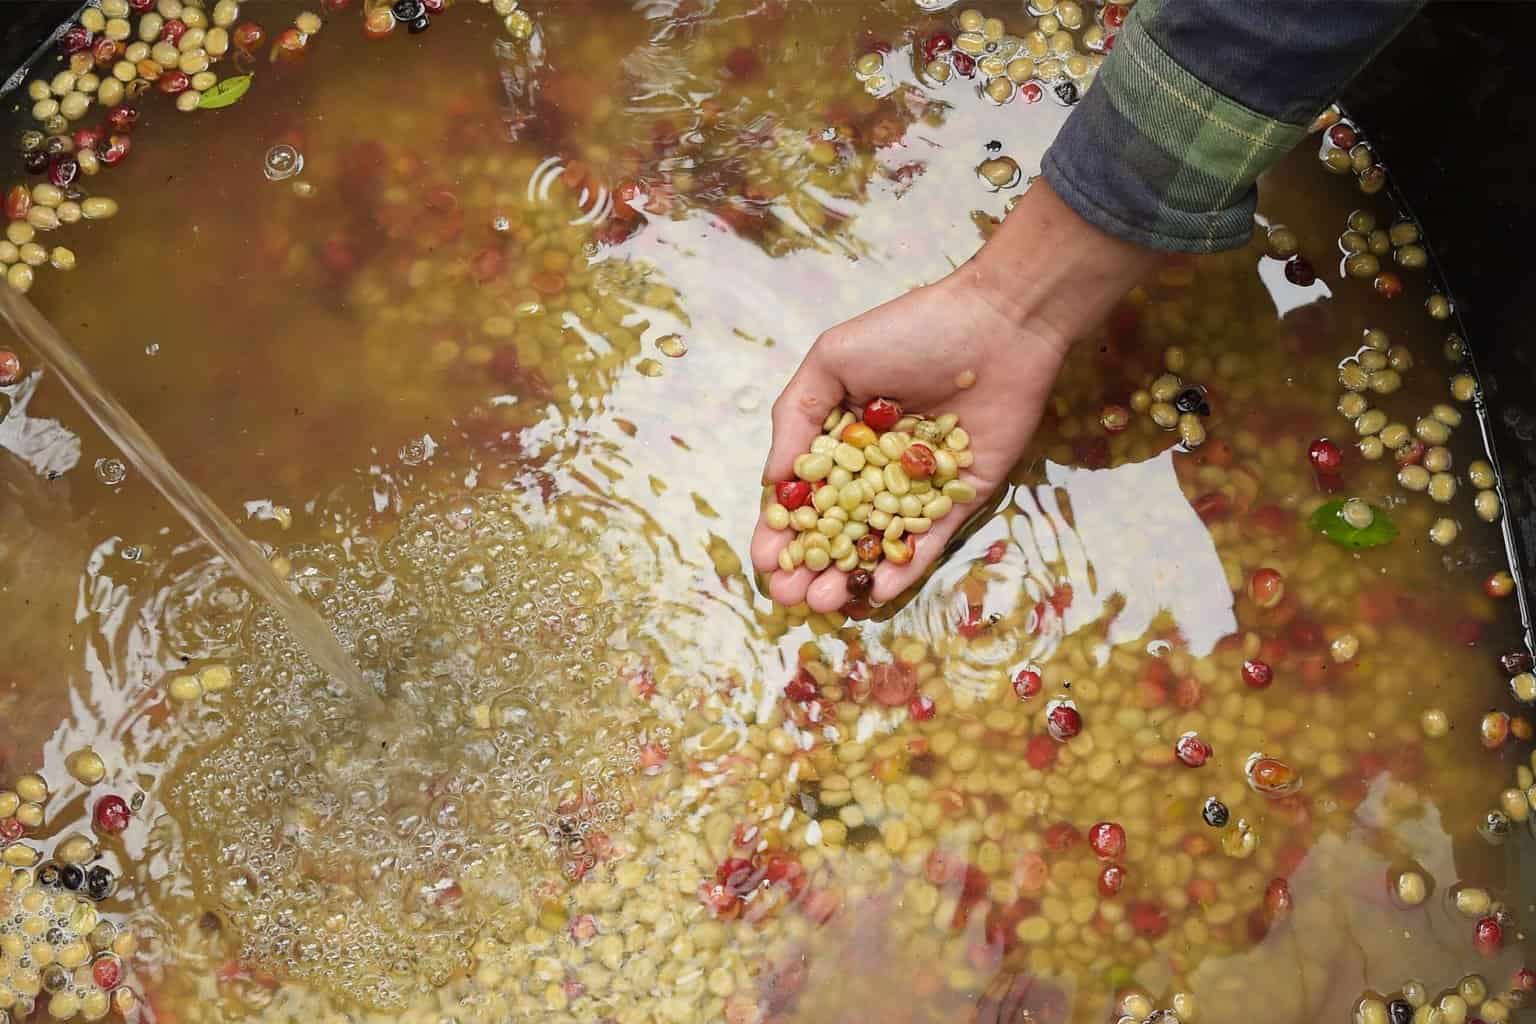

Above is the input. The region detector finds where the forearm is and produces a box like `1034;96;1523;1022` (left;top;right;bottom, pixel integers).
957;180;1161;352
1042;0;1426;253
753;180;1162;611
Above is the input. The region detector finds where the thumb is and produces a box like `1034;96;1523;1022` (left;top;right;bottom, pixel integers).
762;348;845;484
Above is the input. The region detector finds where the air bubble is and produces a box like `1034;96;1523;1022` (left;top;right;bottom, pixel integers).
446;551;495;595
262;144;304;182
94;458;126;485
163;492;677;1011
733;385;762;413
398;437;431;465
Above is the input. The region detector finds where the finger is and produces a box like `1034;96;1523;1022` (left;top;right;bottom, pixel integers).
768;565;818;607
973;970;1013;1024
998;973;1035;1022
749;515;791;574
804;569;850;614
869;495;984;604
762;349;845;484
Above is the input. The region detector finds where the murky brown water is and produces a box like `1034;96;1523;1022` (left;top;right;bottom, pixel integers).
0;3;1530;1024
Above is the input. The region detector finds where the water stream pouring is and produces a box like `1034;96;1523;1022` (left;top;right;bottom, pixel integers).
0;284;377;709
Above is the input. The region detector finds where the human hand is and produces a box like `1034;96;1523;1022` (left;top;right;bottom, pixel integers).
748;270;1067;611
749;180;1158;612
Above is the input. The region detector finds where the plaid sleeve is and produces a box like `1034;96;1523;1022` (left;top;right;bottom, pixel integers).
1041;0;1424;254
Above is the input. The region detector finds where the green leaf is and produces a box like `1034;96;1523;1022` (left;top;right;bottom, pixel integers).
1307;498;1398;549
1104;965;1137;991
198;74;253;110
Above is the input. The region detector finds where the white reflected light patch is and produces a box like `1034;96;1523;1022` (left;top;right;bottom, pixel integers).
1257;254;1332;318
896;448;1241;705
1038;448;1237;657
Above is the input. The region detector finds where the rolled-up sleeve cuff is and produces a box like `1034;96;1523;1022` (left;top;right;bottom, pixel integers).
1040;6;1307;254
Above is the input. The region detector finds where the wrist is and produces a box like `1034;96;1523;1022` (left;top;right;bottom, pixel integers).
952;179;1161;355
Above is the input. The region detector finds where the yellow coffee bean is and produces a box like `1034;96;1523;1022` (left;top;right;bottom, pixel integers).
81;197;119;220
1431;402;1463;427
67;749;106;786
1475;489;1501;522
2;844;39;868
1007;57;1036;82
168;674;204;702
833;443;865;472
15;774;47;804
1354;409;1386;435
55;834;98;865
942;481;977;503
1414;416;1450;444
1178;413;1207;448
1429;518;1459;546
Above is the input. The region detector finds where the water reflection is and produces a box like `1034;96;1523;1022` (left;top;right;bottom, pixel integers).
0;2;1525;1022
1040;451;1236;657
0;369;79;477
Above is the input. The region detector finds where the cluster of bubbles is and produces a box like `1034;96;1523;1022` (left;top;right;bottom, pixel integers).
165;492;674;1011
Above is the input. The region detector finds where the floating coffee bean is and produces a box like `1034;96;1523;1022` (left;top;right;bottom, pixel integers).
1284;255;1316;286
1500;650;1534;676
1174;387;1210;415
85;864;116;900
